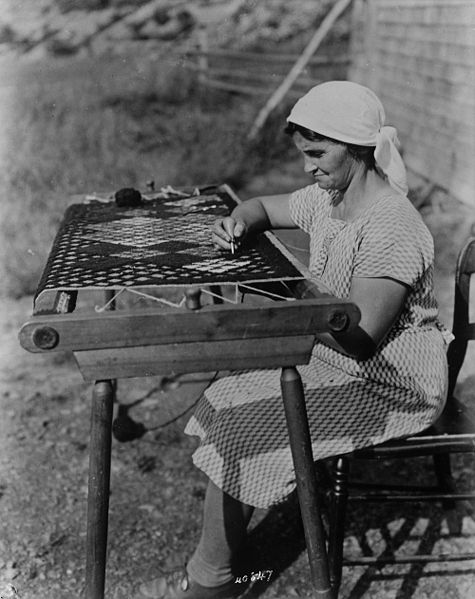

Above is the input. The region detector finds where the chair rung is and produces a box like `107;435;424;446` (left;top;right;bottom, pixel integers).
349;491;475;502
413;433;475;441
355;441;475;457
349;482;441;492
344;552;475;565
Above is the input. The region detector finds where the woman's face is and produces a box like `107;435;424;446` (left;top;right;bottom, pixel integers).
293;132;358;192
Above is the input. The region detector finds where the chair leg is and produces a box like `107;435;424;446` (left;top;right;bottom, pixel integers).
328;457;349;593
433;453;457;511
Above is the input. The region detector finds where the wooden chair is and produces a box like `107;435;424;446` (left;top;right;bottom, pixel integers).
325;236;475;592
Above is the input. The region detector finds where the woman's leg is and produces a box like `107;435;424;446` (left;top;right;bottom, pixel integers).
187;479;254;587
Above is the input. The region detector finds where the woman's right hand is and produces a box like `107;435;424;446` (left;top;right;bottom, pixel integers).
211;216;247;252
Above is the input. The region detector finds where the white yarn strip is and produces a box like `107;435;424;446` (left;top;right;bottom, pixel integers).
200;287;240;305
94;282;294;313
94;288;126;312
238;283;295;301
94;287;186;311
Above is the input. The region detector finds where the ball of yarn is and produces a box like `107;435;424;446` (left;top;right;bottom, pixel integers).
115;187;143;207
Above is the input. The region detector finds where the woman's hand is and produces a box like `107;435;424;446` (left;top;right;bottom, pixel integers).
212;216;247;251
211;193;294;251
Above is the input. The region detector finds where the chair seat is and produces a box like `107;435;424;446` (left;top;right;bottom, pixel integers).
352;396;475;458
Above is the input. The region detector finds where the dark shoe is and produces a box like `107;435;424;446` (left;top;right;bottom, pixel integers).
138;567;239;599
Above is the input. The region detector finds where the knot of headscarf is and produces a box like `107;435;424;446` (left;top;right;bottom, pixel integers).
287;81;408;195
374;126;408;195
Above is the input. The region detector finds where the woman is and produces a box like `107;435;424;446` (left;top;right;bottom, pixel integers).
139;81;449;599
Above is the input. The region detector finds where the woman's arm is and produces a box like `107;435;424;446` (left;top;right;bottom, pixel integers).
212;193;295;250
315;276;409;360
212;194;407;360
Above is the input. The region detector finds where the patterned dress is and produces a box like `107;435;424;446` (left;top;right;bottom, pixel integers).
184;184;449;508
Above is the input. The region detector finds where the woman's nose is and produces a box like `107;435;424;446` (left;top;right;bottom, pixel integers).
304;156;316;173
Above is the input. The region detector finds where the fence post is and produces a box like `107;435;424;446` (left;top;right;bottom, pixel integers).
364;0;378;91
197;26;209;88
247;0;353;142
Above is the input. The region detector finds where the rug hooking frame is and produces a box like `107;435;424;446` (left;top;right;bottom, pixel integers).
20;185;359;599
34;184;318;309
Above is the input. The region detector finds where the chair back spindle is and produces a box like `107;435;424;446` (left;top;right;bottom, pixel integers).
447;237;475;397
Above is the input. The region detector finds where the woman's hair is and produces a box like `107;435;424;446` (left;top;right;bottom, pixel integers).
284;122;376;171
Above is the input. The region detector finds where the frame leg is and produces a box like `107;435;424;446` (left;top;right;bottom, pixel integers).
85;380;115;599
280;367;334;599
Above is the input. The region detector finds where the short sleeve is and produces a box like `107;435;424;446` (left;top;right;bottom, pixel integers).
289;184;331;234
353;199;434;287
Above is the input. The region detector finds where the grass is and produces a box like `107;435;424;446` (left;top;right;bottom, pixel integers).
0;52;295;298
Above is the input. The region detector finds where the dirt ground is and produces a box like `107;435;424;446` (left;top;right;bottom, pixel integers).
1;175;475;599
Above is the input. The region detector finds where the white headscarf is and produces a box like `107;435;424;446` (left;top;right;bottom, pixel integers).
287;81;408;195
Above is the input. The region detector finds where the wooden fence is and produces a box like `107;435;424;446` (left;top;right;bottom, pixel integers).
179;47;350;98
158;0;353;140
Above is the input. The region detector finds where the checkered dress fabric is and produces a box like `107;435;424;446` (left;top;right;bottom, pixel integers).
185;185;449;508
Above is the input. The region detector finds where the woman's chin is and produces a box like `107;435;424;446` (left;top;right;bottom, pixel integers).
314;179;332;190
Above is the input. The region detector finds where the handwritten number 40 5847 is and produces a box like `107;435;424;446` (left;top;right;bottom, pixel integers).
235;570;273;584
